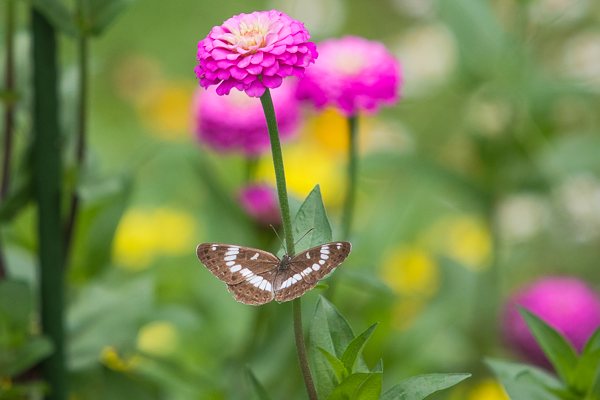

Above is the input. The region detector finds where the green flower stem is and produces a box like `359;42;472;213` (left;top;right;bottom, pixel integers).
259;89;294;255
63;15;89;264
0;0;16;279
341;115;358;240
260;88;318;400
32;9;67;400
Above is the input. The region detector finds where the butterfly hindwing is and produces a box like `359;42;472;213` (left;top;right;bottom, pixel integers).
274;242;351;302
196;243;279;285
227;269;278;305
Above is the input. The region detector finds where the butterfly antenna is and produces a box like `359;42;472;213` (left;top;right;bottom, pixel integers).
295;228;314;247
269;224;287;253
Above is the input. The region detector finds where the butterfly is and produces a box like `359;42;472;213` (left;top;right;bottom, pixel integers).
196;242;352;305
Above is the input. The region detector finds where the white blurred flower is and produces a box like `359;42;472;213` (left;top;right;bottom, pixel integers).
562;32;600;90
497;194;549;241
393;24;457;95
529;0;589;25
557;174;600;240
466;94;513;137
391;0;435;19
268;0;345;38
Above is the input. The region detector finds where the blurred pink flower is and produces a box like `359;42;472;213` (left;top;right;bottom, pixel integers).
239;184;281;226
503;276;600;366
297;36;402;116
192;80;299;155
195;10;318;97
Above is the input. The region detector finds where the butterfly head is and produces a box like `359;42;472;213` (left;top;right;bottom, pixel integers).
279;254;292;270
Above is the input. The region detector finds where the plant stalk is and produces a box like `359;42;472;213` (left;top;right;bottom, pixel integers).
341;115;358;240
63;18;88;263
0;0;17;279
260;88;317;400
32;9;67;400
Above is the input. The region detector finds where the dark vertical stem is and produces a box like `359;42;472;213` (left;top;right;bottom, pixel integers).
0;0;17;279
341;115;358;240
260;89;317;400
63;22;88;263
2;0;16;200
32;9;66;400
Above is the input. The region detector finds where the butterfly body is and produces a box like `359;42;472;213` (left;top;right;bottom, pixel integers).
196;242;351;305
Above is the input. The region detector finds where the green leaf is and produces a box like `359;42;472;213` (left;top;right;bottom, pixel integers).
584;329;600;355
31;0;77;36
487;358;563;400
587;365;600;400
291;185;332;253
309;296;356;398
573;349;600;394
246;367;272;400
341;323;378;373
520;308;579;385
318;347;348;383
69;174;132;282
381;373;471;400
0;336;54;377
0;280;32;333
81;0;136;36
327;373;382;400
372;359;384;373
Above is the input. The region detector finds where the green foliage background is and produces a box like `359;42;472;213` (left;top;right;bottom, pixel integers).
1;0;600;399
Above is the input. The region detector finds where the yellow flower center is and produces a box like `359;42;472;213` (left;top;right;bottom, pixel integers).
235;22;268;51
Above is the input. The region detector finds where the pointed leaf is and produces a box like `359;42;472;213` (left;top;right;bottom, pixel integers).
573;349;600;394
246;367;272;400
520;308;579;385
487;358;563;400
318;347;347;383
372;359;384;373
587;365;600;400
31;0;77;36
341;323;378;373
381;373;471;400
584;328;600;355
0;336;54;377
309;296;355;398
327;373;382;400
291;185;332;253
82;0;136;36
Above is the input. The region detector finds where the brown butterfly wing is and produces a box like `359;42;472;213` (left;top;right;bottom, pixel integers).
196;243;280;305
274;242;351;302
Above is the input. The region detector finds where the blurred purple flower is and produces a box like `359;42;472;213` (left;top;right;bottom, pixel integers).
239;184;281;226
297;36;402;116
195;10;318;97
192;80;300;156
503;276;600;366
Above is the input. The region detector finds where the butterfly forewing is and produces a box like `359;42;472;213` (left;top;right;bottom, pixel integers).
274;242;351;302
196;243;280;305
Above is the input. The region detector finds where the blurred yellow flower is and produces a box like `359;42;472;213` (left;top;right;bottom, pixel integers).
468;379;509;400
138;82;195;140
100;346;140;372
256;140;343;207
113;207;196;270
381;245;439;297
424;215;492;271
391;299;427;331
136;321;179;357
306;107;380;155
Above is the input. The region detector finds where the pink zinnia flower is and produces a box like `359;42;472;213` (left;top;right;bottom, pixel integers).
239;184;281;226
195;10;318;98
192;80;300;155
503;276;600;367
297;36;402;116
